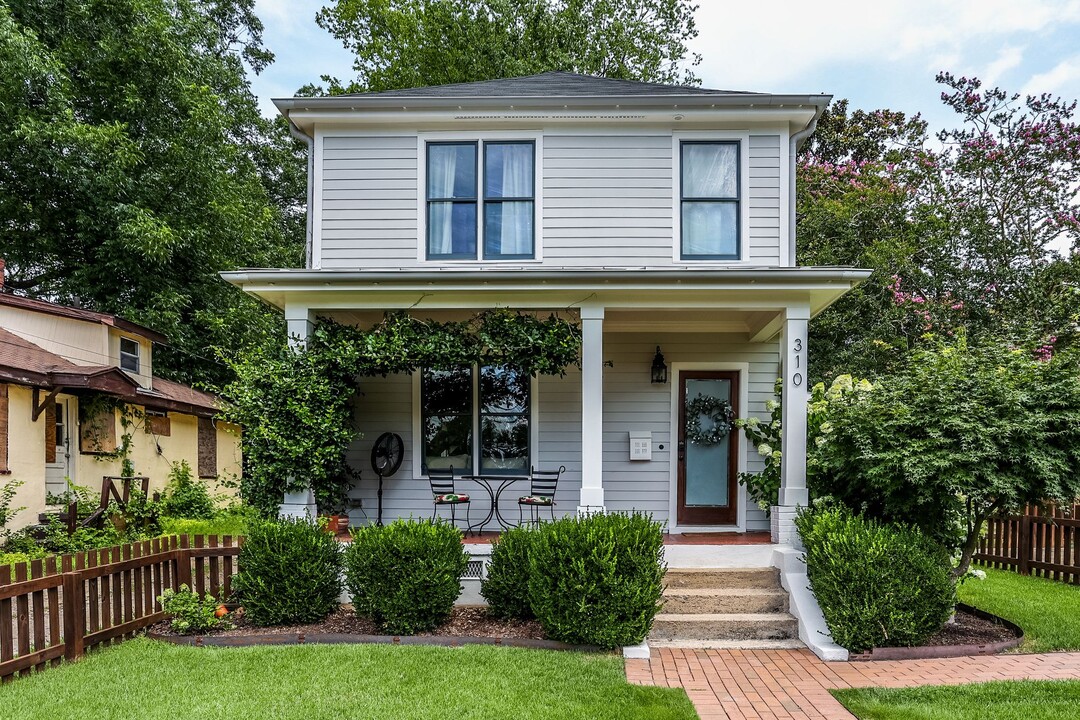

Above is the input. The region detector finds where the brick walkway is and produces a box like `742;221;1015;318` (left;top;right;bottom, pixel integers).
625;648;1080;719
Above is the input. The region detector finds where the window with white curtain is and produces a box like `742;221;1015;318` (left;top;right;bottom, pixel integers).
426;140;535;260
680;141;740;260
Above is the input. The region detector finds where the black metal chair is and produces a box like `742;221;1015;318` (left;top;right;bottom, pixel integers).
518;465;566;526
428;466;471;532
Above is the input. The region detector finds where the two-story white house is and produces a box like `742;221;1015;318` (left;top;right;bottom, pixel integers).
223;72;869;545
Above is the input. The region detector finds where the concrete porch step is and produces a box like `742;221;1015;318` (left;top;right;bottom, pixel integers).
662;587;789;615
649;638;806;650
664;567;781;590
650;612;799;642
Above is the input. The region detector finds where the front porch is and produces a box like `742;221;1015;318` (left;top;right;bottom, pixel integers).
223;267;866;542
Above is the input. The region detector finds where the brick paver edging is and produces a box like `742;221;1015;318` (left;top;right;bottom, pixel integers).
625;648;1080;720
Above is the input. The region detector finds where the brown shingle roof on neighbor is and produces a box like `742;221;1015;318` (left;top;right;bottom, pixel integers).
0;293;168;345
0;328;219;416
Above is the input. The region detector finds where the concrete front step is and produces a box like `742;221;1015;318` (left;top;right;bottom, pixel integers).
664;567;781;590
662;587;789;615
650;613;799;642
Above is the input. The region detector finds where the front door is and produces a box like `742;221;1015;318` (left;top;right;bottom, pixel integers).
677;371;739;525
44;397;74;499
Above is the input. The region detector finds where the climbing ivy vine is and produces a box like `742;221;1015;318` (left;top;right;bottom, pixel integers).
218;310;582;516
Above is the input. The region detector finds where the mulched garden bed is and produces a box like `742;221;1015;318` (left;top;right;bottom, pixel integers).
149;605;546;640
145;605;611;652
848;604;1023;661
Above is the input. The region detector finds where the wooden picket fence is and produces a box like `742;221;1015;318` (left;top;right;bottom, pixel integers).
0;535;241;682
975;504;1080;584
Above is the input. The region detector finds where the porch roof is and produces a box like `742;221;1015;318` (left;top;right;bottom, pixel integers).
221;266;872;334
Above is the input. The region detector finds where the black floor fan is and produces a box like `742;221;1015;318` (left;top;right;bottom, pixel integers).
370;432;404;526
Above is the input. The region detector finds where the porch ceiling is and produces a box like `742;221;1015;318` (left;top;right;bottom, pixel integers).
221;267;871;331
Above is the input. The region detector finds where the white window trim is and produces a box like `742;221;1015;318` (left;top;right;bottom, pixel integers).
671;131;752;265
416;130;544;264
411;367;540;479
667;362;750;534
119;336;141;374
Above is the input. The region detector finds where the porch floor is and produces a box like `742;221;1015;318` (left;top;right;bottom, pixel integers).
458;531;773;545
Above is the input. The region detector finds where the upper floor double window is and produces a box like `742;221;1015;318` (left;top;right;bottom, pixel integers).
426;141;535;260
680;141;740;260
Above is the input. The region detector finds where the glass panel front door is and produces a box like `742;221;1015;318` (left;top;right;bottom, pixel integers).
678;371;739;525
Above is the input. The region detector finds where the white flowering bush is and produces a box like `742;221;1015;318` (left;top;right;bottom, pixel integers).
734;380;783;514
808;337;1080;580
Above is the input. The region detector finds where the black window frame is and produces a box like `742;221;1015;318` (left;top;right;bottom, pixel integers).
482;140;536;260
420;364;532;476
119;337;140;373
680;140;741;261
424;139;536;262
426;141;479;260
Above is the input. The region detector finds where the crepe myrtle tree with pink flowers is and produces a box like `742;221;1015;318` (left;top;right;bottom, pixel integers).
799;73;1080;383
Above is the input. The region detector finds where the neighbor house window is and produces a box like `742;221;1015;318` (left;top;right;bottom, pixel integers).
680;141;740;259
119;337;140;373
421;365;530;474
427;141;535;260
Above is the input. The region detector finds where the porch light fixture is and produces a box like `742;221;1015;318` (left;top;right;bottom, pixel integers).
651;346;668;384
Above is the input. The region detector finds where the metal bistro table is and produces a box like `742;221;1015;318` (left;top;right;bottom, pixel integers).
460;474;529;534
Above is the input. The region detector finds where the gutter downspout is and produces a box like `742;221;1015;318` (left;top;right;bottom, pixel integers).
788;106;825;266
287;115;315;269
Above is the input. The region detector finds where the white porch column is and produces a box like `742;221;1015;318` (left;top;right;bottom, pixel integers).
578;305;605;513
776;305;810;545
280;302;319;520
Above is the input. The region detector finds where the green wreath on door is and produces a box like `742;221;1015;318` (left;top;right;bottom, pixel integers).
685;394;735;446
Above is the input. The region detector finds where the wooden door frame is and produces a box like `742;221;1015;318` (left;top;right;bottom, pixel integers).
668;363;748;532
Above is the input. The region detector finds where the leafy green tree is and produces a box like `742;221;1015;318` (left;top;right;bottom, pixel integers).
314;0;701;93
800;78;1080;382
0;0;305;386
809;338;1080;579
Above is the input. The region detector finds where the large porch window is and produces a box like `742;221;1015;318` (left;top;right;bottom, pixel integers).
421;365;530;474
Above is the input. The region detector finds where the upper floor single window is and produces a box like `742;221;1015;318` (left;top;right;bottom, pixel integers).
427;141;535;260
119;337;140;373
680;141;740;260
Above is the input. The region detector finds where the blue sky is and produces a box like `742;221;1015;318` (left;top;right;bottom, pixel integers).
251;0;1080;132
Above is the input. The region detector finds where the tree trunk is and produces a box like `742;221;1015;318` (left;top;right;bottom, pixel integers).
951;511;990;581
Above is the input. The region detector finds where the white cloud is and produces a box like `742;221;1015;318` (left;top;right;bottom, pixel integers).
689;0;1080;91
1022;56;1080;98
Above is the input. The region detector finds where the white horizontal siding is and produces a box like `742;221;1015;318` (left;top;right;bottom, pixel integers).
542;135;674;266
315;131;785;270
319;135;417;269
340;333;777;532
748;135;782;265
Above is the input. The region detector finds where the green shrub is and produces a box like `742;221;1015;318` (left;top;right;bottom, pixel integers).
158;584;232;634
344;519;468;635
233;518;342;626
527;512;665;649
480;525;539;619
160;461;216;519
161;504;256;537
796;505;955;653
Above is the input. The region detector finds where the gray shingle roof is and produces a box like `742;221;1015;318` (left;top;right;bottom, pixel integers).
341;71;761;98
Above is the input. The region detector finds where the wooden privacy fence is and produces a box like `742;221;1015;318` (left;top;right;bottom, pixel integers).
976;504;1080;584
0;535;240;682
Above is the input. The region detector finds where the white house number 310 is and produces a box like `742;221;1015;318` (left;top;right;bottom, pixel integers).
792;338;804;387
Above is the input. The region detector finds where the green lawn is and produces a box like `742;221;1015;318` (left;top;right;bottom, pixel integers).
958;567;1080;652
0;638;696;720
834;680;1080;720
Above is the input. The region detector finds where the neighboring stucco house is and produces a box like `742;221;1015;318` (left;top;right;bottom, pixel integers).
0;276;242;530
223;72;869;545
